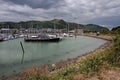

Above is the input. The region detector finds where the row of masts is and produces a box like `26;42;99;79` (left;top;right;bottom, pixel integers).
1;18;80;38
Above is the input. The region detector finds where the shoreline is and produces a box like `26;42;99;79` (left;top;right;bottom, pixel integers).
76;34;112;60
34;35;112;74
83;34;113;41
48;35;113;74
0;35;113;79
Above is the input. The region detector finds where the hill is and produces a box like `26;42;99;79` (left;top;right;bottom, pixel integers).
112;26;120;34
0;19;109;32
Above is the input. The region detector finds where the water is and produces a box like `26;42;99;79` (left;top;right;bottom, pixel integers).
0;36;107;75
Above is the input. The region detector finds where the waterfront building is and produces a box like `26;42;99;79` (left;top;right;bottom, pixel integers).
0;28;18;34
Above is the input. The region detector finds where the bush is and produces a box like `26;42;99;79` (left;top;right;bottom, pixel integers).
79;56;103;74
106;36;120;65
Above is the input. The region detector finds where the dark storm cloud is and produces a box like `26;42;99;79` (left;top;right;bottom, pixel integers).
4;0;66;9
86;16;120;27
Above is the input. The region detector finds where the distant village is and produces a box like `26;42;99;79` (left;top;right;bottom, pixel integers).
0;28;83;35
0;27;84;41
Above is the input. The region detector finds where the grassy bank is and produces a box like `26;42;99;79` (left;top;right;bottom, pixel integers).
47;35;120;80
4;35;120;80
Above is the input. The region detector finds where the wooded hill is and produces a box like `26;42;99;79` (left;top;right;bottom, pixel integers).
0;19;109;32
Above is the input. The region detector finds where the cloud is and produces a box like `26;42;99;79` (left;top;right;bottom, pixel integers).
0;0;120;28
4;0;66;9
86;16;120;27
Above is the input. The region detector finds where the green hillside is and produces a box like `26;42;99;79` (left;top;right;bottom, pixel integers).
0;19;109;32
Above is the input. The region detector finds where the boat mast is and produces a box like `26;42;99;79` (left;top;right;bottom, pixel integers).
68;22;69;36
53;16;56;34
66;22;69;37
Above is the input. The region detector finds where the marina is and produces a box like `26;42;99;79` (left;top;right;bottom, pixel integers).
0;0;119;79
0;36;107;75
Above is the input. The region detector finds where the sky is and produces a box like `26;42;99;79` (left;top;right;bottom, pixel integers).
0;0;120;29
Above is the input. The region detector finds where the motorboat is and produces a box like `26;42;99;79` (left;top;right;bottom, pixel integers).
24;34;62;42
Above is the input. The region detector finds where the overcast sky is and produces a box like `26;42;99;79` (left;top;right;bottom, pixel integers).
0;0;120;28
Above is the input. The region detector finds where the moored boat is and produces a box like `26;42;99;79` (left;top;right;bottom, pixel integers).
0;35;4;41
24;37;61;42
24;34;62;42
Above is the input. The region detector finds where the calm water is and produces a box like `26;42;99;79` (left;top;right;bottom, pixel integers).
0;36;107;75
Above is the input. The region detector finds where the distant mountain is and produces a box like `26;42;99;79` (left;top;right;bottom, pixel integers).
83;24;109;32
0;19;109;32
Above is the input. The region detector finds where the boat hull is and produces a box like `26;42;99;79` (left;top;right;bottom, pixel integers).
0;39;4;42
0;38;4;42
24;38;61;42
